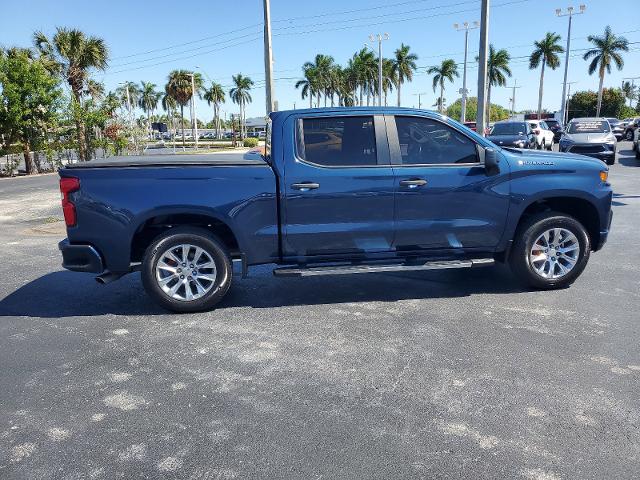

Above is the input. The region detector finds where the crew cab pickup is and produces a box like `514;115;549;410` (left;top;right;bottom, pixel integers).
58;108;613;312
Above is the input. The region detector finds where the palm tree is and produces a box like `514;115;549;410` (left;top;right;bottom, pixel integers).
428;59;459;114
203;82;225;138
102;92;120;117
382;58;396;106
303;54;335;107
229;74;253;139
622;81;637;108
115;81;141;114
161;91;178;142
165;70;203;146
529;33;564;120
583;26;630;116
138;81;161;135
84;79;105;101
295;66;318;108
391;43;418;107
33;27;108;161
479;45;512;120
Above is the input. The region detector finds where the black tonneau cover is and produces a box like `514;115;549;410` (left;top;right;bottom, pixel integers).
64;153;266;169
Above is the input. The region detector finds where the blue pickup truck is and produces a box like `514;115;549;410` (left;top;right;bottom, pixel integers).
58;108;613;312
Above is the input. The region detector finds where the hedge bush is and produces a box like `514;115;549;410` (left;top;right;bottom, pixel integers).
243;138;259;148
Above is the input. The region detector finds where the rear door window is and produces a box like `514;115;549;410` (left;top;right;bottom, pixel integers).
297;116;377;167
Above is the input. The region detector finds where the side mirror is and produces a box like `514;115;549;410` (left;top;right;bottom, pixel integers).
484;147;500;176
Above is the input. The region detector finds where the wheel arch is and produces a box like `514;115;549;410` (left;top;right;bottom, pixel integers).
130;209;241;264
512;196;601;251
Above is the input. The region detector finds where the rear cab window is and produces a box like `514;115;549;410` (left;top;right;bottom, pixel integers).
297;116;377;167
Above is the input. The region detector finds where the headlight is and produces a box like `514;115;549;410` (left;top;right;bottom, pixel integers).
605;143;615;151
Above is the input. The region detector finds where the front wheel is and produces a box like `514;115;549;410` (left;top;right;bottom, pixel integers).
141;227;233;312
626;130;634;141
510;213;590;289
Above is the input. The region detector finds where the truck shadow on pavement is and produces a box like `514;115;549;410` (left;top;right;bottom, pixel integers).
0;265;524;318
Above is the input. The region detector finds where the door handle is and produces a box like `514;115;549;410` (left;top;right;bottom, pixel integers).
291;182;320;191
400;178;427;188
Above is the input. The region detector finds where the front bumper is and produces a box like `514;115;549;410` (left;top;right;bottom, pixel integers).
560;144;615;162
59;239;104;273
595;210;613;251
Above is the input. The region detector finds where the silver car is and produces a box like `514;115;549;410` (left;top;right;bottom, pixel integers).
558;117;617;165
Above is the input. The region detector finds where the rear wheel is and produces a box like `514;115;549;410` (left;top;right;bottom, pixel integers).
626;130;634;141
510;212;590;289
141;227;232;312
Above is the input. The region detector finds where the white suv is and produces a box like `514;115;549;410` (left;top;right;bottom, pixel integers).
528;120;555;150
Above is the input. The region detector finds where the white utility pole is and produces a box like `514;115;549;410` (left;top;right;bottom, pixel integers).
564;81;578;125
557;5;586;126
263;0;275;114
120;82;136;154
188;73;199;150
507;80;522;118
368;33;389;106
476;0;490;136
413;92;428;109
454;21;479;123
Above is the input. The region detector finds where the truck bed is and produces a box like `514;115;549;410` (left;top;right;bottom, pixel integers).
64;153;266;168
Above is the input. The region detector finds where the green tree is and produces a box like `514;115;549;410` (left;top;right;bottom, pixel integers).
446;96;510;122
229;73;253;139
295;66;318;108
583;26;629;117
391;43;418;107
428;59;459;114
529;32;564;119
203;82;225;138
0;51;63;174
33;27;108;161
302;54;335;107
567;88;626;119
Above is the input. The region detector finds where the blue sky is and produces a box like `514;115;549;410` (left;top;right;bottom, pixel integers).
2;0;639;120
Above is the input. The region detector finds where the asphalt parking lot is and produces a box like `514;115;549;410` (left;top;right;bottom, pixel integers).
1;145;639;479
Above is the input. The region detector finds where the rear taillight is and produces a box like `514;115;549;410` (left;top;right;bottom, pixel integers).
60;177;80;227
534;129;540;135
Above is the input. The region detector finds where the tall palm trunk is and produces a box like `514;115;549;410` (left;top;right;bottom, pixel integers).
439;83;444;114
359;86;363;106
397;80;402;107
596;65;605;117
72;91;88;161
309;94;313;108
537;59;546;119
180;104;186;148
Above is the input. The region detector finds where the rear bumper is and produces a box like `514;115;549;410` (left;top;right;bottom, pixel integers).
59;239;104;273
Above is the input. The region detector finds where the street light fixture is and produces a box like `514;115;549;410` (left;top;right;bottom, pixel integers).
454;21;479;123
367;33;389;106
557;4;586;125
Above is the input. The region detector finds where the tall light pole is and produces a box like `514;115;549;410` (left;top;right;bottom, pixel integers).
187;73;199;150
263;0;275;114
368;33;389;106
557;5;586;126
413;92;428;109
454;21;479;123
476;0;490;136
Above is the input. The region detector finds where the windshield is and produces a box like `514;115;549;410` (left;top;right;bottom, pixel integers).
491;123;526;135
567;120;610;134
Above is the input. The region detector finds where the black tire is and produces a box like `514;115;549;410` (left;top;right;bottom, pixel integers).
625;130;634;141
636;147;640;160
510;212;591;290
141;227;232;312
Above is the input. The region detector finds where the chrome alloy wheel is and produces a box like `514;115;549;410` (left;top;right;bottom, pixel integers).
155;244;217;301
529;228;580;279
